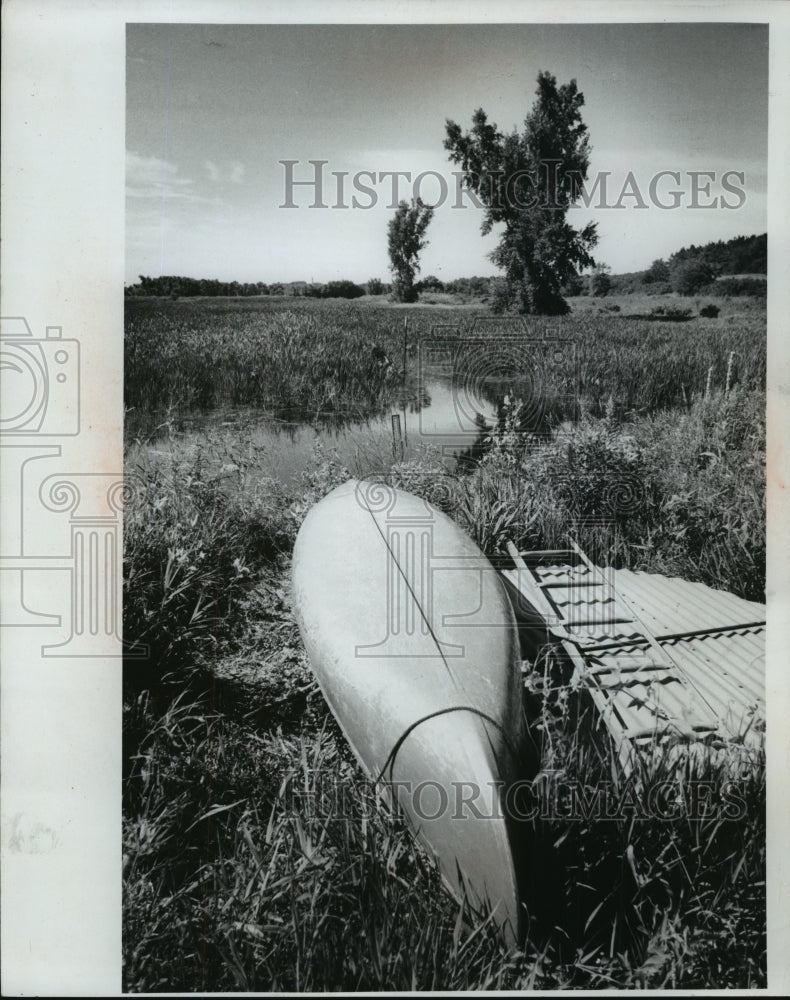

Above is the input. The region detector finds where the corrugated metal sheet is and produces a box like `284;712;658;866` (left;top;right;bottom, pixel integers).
503;551;765;764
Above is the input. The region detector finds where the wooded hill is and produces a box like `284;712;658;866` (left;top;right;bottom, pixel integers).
669;233;766;276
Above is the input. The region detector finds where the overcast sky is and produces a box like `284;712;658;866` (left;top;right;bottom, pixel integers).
126;22;768;285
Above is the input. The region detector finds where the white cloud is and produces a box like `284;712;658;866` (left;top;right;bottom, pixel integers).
204;159;246;184
126;150;203;201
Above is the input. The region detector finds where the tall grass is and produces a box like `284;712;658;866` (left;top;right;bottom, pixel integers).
386;385;765;602
124;296;766;990
125;296;766;439
124;619;765;991
123;436;765;990
519;647;765;989
125;299;403;434
123;696;530;992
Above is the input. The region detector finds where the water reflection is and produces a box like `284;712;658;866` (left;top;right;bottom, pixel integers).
134;361;562;485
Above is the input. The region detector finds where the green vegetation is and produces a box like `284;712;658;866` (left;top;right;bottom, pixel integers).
124;297;402;436
124;275;368;299
591;265;613;297
126;295;765;438
124;293;766;990
670;233;766;277
607;233;766;297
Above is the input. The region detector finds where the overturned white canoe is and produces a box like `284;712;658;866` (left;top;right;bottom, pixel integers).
292;479;527;944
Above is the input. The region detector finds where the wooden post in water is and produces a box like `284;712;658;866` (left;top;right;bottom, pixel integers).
391;413;404;461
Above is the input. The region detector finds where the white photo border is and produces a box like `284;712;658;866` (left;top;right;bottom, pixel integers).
1;1;787;994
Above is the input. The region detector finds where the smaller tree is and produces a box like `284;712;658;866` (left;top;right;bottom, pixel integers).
387;199;434;303
417;274;445;293
671;259;714;295
561;271;585;297
591;265;612;297
320;279;365;300
643;258;670;284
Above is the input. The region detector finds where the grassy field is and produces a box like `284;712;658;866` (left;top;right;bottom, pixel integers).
123;294;766;990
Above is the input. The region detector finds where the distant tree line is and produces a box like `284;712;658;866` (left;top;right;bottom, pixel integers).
125;276;272;298
124;273;500;300
563;233;767;299
127;231;766;302
125;276;373;299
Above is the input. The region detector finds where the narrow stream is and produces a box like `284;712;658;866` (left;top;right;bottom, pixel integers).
130;348;566;484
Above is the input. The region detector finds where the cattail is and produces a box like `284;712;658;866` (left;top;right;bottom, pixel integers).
725;351;736;395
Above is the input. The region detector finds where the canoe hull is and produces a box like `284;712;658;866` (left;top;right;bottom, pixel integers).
292;479;526;942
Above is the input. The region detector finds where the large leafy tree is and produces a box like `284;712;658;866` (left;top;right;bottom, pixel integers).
445;71;598;315
387;199;434;303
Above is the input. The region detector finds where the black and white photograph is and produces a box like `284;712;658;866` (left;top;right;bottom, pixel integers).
122;16;772;992
2;1;789;994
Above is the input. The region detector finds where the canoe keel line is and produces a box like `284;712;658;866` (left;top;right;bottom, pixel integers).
292;479;530;945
